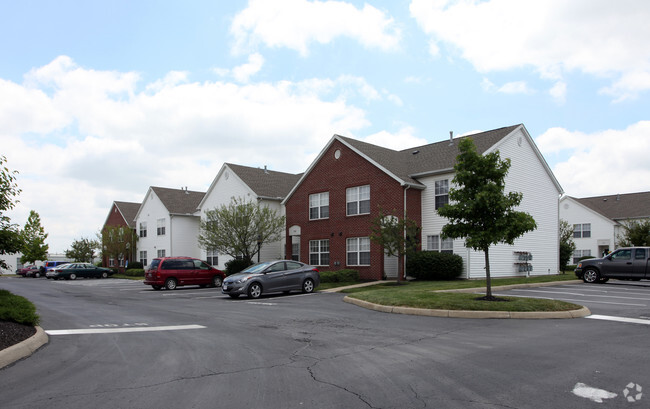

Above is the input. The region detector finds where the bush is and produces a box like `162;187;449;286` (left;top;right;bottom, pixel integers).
225;258;253;275
319;269;359;283
407;251;463;281
0;289;40;326
124;268;145;277
127;261;144;270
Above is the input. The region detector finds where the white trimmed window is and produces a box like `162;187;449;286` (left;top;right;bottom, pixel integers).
309;239;330;266
309;192;329;220
426;235;453;254
109;258;115;267
157;249;166;258
347;185;370;216
139;251;148;267
573;249;591;264
157;218;166;236
573;223;591;238
206;249;218;266
435;180;449;209
139;222;147;238
347;237;370;266
291;236;300;261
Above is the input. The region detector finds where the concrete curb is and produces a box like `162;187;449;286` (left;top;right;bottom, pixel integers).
0;326;48;369
343;296;591;319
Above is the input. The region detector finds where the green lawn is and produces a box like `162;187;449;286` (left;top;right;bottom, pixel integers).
0;289;40;325
338;274;583;312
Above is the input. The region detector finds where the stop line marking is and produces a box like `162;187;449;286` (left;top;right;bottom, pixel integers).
45;324;206;335
586;315;650;325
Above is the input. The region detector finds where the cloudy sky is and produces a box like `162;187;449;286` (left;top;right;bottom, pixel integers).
2;0;650;253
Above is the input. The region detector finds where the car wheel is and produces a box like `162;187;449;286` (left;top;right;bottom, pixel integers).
69;273;77;280
165;278;177;290
248;282;262;299
101;272;108;279
302;278;315;293
582;268;599;283
35;272;41;278
228;294;240;299
152;285;162;290
212;276;223;288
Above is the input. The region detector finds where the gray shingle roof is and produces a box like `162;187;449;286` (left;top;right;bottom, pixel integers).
114;201;141;228
572;191;650;220
338;125;520;186
151;187;205;215
227;163;302;200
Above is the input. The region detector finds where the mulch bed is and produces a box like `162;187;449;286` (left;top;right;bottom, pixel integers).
0;320;36;351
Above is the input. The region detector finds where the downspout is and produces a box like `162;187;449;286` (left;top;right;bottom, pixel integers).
403;185;410;280
169;214;173;257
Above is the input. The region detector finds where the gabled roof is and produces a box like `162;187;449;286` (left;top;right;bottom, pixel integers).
570;191;650;221
113;201;141;228
227;163;303;200
150;187;205;215
284;124;555;203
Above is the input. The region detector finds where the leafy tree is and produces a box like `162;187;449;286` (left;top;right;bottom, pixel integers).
617;219;650;247
101;225;137;267
66;237;99;262
559;219;576;273
198;197;286;264
437;138;537;300
369;209;420;283
0;155;23;270
20;210;49;264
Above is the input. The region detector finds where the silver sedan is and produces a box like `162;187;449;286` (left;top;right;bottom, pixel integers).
222;260;320;299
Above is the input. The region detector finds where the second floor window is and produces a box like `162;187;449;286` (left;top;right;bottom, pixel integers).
139;222;147;238
435;180;449;209
573;223;591;238
309;192;329;220
157;218;166;236
347;185;370;216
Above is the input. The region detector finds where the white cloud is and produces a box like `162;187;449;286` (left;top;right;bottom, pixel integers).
231;0;401;56
2;56;387;252
232;53;265;83
481;78;534;95
536;121;650;197
362;126;427;150
549;81;567;104
410;0;650;100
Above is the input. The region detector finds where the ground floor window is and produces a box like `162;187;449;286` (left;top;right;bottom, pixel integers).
139;251;147;267
109;258;115;267
157;249;166;258
426;235;453;253
347;237;370;266
206;249;218;266
309;239;330;266
573;249;591;264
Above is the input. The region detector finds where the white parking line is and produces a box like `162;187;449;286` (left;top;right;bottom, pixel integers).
586;315;650;326
45;324;206;335
512;289;650;301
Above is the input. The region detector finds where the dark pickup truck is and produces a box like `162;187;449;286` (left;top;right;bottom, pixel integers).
575;247;650;283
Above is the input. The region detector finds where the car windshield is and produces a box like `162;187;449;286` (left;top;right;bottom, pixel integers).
241;261;275;274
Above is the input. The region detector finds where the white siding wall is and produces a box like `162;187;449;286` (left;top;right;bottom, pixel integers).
135;190;171;266
559;197;617;259
420;128;562;278
170;215;201;258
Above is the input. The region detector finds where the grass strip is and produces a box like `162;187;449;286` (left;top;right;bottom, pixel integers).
0;289;40;326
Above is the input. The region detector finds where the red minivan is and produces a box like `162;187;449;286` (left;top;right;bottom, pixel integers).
144;257;225;290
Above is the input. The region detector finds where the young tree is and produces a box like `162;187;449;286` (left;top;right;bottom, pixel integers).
437;138;537;300
198;197;286;264
369;209;420;283
559;219;576;273
0;155;23;269
20;210;49;264
617;219;650;247
66;237;99;262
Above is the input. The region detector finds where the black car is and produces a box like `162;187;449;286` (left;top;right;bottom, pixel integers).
575;247;650;283
46;263;114;280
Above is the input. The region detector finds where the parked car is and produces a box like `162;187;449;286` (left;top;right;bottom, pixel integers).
42;260;70;275
16;265;39;277
143;257;226;290
575;247;650;283
222;260;320;299
47;263;114;280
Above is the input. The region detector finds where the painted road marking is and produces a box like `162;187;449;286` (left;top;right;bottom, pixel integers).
513;289;650;301
586;315;650;325
46;324;206;335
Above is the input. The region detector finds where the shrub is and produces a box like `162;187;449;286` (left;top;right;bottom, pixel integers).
124;268;145;277
319;269;359;283
225;258;253;275
407;251;463;281
0;289;40;326
127;261;144;270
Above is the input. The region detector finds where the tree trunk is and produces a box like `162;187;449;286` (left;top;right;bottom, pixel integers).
484;248;492;299
397;253;403;284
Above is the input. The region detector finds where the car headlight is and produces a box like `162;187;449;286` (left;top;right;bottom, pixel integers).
577;263;582;268
235;275;253;284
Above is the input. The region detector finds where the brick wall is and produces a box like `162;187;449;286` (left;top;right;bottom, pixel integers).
285;139;422;280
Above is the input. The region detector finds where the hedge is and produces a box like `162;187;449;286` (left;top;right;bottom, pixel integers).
123;268;145;277
225;259;253;275
406;251;463;281
319;269;359;283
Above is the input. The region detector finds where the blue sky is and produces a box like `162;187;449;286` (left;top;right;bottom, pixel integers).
2;0;649;253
